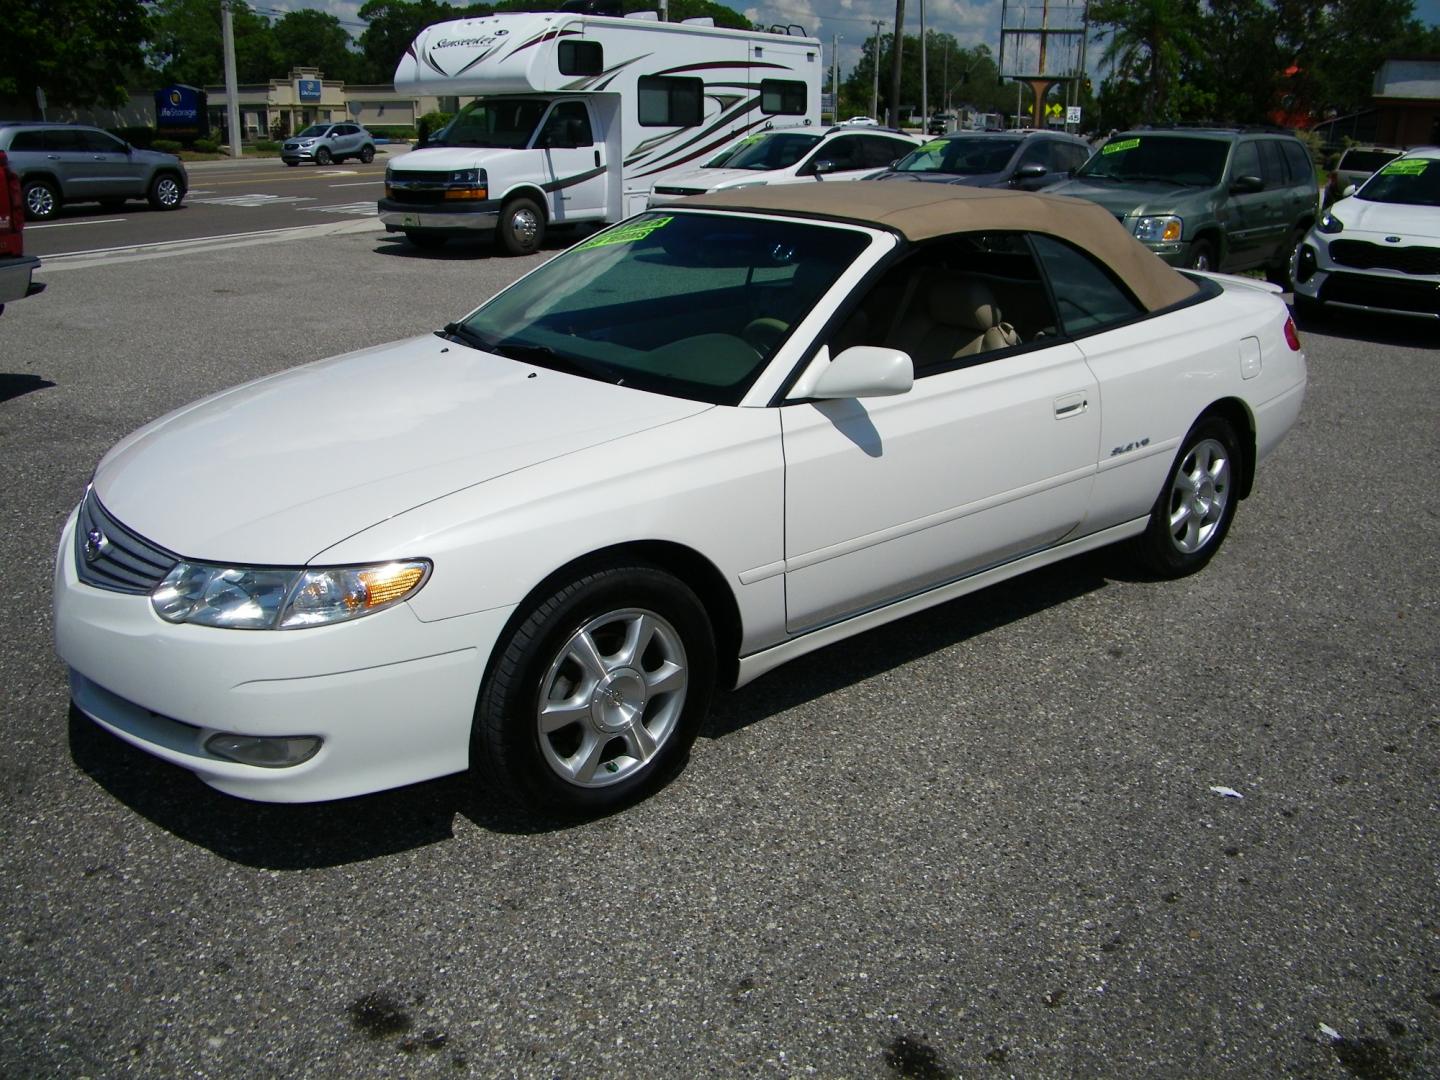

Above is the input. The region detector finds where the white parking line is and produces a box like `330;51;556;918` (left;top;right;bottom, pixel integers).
191;194;316;207
27;219;126;229
34;218;382;270
302;202;378;216
328;180;383;187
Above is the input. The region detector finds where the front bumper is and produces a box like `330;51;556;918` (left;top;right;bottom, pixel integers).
0;253;42;308
1292;236;1440;319
378;198;500;234
53;509;514;802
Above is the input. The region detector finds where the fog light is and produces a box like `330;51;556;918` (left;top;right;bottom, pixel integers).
205;733;322;768
1295;245;1317;285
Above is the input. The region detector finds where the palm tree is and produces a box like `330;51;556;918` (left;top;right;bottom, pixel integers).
1090;0;1197;123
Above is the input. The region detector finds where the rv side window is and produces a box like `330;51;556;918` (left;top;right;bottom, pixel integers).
760;80;807;116
559;40;603;76
638;76;703;127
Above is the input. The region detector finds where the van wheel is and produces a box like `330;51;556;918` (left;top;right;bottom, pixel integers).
1186;240;1215;272
498;197;545;256
23;179;59;220
359;145;375;164
147;173;184;210
472;564;715;815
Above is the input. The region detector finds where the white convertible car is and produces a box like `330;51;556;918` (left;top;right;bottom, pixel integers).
55;184;1307;814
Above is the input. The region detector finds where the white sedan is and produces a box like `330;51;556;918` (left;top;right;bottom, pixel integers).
1293;146;1440;320
55;184;1307;815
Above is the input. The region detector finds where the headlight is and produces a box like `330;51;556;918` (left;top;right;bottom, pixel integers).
151;559;431;630
449;169;483;185
298;139;316;147
1132;215;1183;243
1317;211;1344;234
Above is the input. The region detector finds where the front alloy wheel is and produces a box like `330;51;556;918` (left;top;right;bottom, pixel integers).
473;564;714;814
147;174;183;210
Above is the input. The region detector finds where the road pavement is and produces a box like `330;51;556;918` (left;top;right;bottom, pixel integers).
0;225;1436;1078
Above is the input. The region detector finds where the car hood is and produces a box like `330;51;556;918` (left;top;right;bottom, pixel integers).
669;167;782;191
1328;196;1440;240
386;146;536;171
92;336;711;565
1045;178;1210;218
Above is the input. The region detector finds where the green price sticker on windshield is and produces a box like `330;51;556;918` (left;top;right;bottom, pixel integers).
920;140;947;152
1103;137;1141;155
1380;159;1428;176
576;216;673;251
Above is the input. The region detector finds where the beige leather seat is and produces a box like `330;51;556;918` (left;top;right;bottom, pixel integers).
892;273;1019;368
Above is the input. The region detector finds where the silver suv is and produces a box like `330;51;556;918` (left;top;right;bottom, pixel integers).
281;123;376;166
0;122;188;221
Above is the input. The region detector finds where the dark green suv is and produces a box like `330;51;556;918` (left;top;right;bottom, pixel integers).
1046;128;1318;282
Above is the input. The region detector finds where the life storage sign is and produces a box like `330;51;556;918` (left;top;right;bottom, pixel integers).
154;84;209;140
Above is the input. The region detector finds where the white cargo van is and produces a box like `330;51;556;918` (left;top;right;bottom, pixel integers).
379;11;822;254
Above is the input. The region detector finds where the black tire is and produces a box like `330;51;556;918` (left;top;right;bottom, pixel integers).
473;564;716;815
146;172;184;211
1186;239;1216;272
497;196;545;256
403;230;448;250
359;145;375;164
1134;416;1243;578
315;147;332;166
23;178;59;220
1265;228;1306;291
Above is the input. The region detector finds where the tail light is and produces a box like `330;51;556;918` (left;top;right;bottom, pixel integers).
0;151;23;257
1283;315;1301;351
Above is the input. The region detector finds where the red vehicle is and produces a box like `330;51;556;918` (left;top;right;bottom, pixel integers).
0;149;44;315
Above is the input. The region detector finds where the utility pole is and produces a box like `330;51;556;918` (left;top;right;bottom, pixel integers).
221;0;242;158
831;34;840;123
919;0;927;128
870;20;883;122
889;0;905;128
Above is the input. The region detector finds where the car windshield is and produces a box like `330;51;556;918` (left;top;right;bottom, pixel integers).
1077;135;1229;187
431;99;548;149
893;136;1021;174
722;132;823;171
1339;149;1400;173
1355;158;1440;207
454;212;871;405
297;125;333;138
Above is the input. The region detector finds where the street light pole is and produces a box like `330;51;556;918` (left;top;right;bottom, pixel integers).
871;20;883;122
920;0;927;128
221;0;242;158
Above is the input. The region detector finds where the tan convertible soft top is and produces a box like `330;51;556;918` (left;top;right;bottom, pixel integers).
676;183;1199;313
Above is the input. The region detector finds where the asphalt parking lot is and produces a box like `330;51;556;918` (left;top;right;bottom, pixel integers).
1;224;1437;1078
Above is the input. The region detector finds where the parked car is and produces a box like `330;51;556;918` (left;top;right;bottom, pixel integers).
281;123;376;166
55;183;1306;815
0;148;44;315
646;124;920;207
869;129;1091;191
1331;145;1404;192
0;122;188;221
1292;146;1440;320
1045;127;1319;282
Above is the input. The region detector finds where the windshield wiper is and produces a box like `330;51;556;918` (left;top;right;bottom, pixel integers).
492;340;625;385
438;321;492;351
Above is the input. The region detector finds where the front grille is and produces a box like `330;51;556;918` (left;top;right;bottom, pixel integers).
1318;272;1440;316
75;490;179;594
1329;239;1440;275
388;170;450;184
652;186;706;197
386;188;447;205
282;142;298;151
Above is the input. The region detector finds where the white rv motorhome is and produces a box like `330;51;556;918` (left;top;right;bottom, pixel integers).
379;11;822;254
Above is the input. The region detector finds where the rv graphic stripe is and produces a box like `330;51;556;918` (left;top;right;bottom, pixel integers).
540;166;609;193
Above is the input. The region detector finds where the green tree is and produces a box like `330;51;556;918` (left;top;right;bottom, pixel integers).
355;1;476;84
272;9;362;83
843;35;1009;122
146;0;280;85
1;0;148;113
1089;0;1200;123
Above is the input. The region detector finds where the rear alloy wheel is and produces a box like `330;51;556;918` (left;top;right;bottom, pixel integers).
1135;416;1242;577
147;173;184;211
1186;239;1215;272
23;179;59;220
498;196;545;256
315;147;332;166
473;564;715;815
359;145;375;164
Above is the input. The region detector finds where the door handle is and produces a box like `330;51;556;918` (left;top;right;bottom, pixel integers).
594;150;600;167
1054;392;1088;418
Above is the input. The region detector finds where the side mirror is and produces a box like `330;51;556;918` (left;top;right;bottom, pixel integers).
803;346;914;399
1230;174;1264;194
1014;162;1048;182
812;159;839;175
1343;183;1357;197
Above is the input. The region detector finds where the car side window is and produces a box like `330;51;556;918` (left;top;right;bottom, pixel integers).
812;136;861;171
1030;234;1143;336
1280;140;1313;185
539;101;593;147
45;129;88;152
865;136;914;167
1061;142;1090;171
1258;140;1288;188
1018;140;1053;169
8;131;44;151
835;232;1059;376
1231;141;1261;183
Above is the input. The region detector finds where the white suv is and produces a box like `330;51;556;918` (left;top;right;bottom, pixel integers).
647;124;920;208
